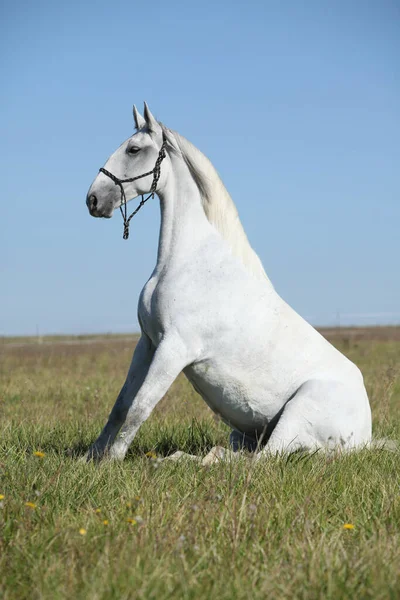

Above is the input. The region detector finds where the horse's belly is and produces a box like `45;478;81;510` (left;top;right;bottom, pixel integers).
184;362;277;435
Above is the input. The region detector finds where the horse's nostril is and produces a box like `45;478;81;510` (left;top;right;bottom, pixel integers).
88;194;98;211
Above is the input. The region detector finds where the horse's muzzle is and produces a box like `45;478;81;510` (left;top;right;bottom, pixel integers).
86;193;113;218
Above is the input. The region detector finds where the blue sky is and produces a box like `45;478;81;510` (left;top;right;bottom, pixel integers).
1;0;399;336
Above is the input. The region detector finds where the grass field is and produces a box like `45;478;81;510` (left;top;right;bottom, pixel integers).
1;328;399;599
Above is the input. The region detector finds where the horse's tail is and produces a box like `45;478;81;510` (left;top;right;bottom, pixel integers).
368;438;398;452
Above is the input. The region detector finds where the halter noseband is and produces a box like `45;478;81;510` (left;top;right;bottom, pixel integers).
99;138;167;240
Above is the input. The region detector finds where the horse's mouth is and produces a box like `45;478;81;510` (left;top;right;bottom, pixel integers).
88;203;114;219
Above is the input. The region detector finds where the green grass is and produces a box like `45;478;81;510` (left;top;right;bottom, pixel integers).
1;331;399;599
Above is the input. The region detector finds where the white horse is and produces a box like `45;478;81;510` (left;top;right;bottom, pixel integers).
85;102;372;461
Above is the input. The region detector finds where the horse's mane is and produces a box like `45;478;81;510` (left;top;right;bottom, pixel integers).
162;125;270;282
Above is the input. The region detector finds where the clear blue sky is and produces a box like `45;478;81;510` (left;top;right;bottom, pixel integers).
1;0;399;336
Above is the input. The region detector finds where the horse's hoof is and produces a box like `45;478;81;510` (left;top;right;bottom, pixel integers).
84;446;106;463
201;446;227;466
165;451;202;463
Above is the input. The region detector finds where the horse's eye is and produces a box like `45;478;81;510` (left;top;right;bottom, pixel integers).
127;146;140;155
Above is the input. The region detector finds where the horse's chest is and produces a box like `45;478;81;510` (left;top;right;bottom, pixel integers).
137;276;179;345
137;278;159;344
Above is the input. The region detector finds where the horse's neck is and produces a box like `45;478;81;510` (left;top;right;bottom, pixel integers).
155;162;211;270
208;186;269;282
170;130;270;283
155;149;272;288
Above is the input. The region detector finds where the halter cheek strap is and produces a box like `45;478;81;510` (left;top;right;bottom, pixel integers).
99;139;167;240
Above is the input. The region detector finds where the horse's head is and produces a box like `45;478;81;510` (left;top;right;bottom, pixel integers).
86;103;167;219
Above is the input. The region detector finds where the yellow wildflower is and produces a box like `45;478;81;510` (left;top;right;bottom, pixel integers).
0;494;4;500
25;502;36;509
103;520;109;526
145;451;157;459
33;451;46;458
343;523;355;530
134;496;141;502
79;528;87;536
127;518;137;525
126;502;132;508
95;508;101;514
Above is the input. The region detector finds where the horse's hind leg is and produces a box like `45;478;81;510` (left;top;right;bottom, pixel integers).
259;378;372;457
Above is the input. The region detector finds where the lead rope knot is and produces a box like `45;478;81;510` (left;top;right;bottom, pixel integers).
123;221;130;240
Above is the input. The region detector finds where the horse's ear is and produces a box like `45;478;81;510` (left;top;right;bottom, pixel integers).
133;104;146;130
143;101;161;134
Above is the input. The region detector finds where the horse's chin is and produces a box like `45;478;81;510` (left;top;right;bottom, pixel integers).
102;210;114;219
90;205;114;219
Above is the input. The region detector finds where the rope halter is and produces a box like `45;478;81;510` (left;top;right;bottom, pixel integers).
99;138;167;240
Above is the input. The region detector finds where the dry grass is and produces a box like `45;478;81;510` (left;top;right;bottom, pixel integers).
0;327;399;599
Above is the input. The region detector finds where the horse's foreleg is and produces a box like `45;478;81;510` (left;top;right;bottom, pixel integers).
86;334;155;460
105;334;189;461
